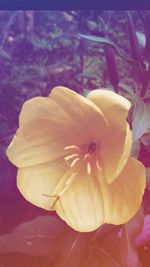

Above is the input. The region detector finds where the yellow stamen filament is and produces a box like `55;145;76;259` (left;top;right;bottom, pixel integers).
87;162;92;175
70;157;80;167
84;153;90;160
96;160;102;171
64;145;80;150
64;153;79;161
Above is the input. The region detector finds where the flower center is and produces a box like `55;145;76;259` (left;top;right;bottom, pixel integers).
87;141;97;155
64;140;102;175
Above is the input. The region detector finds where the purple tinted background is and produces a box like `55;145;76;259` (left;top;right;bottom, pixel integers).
0;10;150;267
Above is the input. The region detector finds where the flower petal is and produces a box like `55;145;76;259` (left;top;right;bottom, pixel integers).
88;89;132;183
7;129;69;168
87;89;131;124
17;159;69;210
103;157;146;225
55;167;105;232
49;86;108;141
55;157;145;232
98;123;132;184
7;87;107;168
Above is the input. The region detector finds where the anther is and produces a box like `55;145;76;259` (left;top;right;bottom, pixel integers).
64;153;79;161
96;160;102;171
64;145;80;150
87;162;92;175
84;153;90;160
70;157;80;167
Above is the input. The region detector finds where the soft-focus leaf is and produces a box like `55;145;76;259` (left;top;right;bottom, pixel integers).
132;95;150;141
0;145;16;195
141;131;150;149
121;208;143;267
124;208;144;243
119;82;134;95
126;11;142;62
141;64;150;97
118;83;136;105
104;46;119;91
136;31;146;49
0;215;91;267
145;31;150;60
58;232;91;267
140;12;150;60
82;88;91;96
0;49;11;59
131;140;141;159
0;213;143;267
79;33;137;65
91;226;122;267
146;168;150;189
89;209;143;267
79;33;118;47
0;215;68;257
86;20;98;31
135;215;150;247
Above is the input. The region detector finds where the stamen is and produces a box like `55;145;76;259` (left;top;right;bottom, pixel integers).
87;162;92;175
64;145;80;150
96;160;102;171
84;153;90;160
70;157;80;167
64;153;79;161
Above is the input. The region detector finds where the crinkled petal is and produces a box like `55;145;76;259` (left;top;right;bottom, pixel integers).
7;87;107;168
88;89;132;183
17;159;70;210
56;157;145;232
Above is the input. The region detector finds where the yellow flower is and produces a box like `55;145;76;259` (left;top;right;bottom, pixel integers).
6;86;146;232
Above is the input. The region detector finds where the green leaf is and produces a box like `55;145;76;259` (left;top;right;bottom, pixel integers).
141;131;150;149
58;232;91;267
131;140;141;159
78;33;138;66
136;31;146;49
0;212;143;267
146;167;150;189
132;95;150;141
82;88;91;96
135;214;150;247
124;208;144;244
121;208;143;267
0;215;68;257
104;46;119;91
126;11;142;61
0;49;11;59
79;33;116;46
118;82;135;102
91;209;143;267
